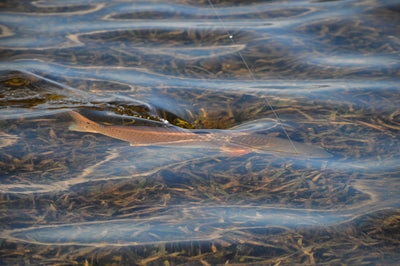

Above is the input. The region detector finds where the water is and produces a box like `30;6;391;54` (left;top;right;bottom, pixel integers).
1;0;400;264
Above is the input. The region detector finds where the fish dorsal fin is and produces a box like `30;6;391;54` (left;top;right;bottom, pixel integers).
68;111;101;134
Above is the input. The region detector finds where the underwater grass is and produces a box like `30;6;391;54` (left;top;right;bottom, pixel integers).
1;71;400;265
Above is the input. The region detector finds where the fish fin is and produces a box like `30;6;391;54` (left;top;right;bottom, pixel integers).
68;111;99;133
220;145;253;157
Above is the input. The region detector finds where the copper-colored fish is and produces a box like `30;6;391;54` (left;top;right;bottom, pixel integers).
69;111;331;158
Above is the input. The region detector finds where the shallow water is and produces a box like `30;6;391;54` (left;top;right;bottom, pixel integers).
1;0;400;264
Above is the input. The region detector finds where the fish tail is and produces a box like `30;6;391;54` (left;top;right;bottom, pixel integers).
220;144;253;157
68;111;100;133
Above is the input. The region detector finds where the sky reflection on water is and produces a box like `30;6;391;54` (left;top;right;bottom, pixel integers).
1;0;400;264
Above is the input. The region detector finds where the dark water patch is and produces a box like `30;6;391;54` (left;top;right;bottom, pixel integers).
0;0;100;14
367;2;400;26
48;77;136;93
297;17;400;55
181;0;277;7
77;28;252;47
297;209;400;265
313;0;344;2
110;6;311;21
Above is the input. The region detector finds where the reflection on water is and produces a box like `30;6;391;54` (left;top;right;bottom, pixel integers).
1;0;400;264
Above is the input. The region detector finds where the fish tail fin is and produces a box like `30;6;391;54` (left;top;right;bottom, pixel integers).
220;145;253;156
68;111;100;133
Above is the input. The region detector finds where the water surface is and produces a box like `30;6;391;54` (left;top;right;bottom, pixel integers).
1;0;400;265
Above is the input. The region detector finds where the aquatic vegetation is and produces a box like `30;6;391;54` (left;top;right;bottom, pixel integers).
0;0;400;265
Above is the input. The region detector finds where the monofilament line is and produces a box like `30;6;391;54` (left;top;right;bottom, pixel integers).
207;0;299;155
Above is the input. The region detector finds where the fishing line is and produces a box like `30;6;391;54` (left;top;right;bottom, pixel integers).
206;0;299;155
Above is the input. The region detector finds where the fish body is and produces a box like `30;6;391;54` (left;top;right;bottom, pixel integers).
69;111;209;146
69;111;331;158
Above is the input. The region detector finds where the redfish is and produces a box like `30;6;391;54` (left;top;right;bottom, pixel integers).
69;111;331;158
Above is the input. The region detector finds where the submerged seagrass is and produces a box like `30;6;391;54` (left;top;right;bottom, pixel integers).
1;0;400;264
69;110;331;158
